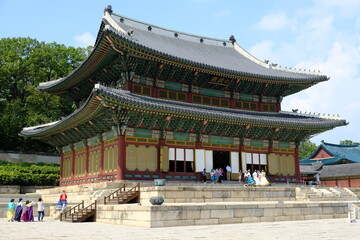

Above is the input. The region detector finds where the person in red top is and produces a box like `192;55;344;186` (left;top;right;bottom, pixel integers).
59;191;68;210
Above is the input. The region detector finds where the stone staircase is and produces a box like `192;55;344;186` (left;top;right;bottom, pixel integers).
297;187;358;201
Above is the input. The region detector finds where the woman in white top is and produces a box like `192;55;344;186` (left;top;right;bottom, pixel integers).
253;171;260;185
37;198;45;222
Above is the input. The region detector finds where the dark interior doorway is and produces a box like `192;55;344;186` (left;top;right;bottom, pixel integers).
213;151;230;171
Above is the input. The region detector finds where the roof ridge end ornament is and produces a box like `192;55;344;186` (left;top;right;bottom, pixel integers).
104;5;113;15
229;35;236;45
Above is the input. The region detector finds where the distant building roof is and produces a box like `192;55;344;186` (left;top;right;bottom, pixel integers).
320;163;360;178
300;141;360;165
301;162;360;178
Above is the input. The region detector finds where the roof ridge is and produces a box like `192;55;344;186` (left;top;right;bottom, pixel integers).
322;141;360;148
108;12;233;47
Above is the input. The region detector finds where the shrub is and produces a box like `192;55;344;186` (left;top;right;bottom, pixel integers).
0;161;60;186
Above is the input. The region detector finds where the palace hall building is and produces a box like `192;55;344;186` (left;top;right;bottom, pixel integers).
21;6;346;186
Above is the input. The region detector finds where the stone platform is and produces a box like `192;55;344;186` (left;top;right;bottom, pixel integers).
96;201;349;228
2;181;360;227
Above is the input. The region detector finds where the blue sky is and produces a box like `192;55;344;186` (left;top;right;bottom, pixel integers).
1;0;360;145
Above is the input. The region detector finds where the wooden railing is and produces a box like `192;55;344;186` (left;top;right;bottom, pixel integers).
104;183;140;205
60;200;84;221
71;200;97;222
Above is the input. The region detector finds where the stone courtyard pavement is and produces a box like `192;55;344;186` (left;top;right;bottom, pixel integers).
0;218;359;240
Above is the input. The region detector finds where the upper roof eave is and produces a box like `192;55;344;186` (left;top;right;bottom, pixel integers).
21;84;347;138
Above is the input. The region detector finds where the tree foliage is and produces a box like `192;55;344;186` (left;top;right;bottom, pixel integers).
0;37;88;152
299;140;318;160
339;140;360;146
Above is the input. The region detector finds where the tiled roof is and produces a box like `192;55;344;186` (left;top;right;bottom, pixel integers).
106;12;327;82
98;85;346;128
320;163;360;177
300;164;319;174
300;162;360;177
300;141;360;164
21;85;346;137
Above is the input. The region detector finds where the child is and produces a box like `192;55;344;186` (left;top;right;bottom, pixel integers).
210;169;215;184
59;190;68;210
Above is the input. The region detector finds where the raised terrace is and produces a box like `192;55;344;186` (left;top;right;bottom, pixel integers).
20;181;359;227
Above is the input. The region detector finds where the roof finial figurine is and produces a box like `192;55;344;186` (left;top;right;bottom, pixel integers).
229;35;236;45
104;5;113;14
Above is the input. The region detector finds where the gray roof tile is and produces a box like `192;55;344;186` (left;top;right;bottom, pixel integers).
109;13;327;82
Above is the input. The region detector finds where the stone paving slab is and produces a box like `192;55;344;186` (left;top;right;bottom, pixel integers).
0;218;359;240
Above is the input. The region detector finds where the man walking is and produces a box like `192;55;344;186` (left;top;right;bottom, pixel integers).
226;165;232;181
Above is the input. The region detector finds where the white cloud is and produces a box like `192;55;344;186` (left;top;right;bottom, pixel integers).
256;13;289;31
249;40;280;64
74;32;95;47
314;0;360;17
212;10;231;19
253;2;360;143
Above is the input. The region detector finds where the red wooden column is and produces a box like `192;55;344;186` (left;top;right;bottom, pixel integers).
60;151;64;184
267;146;273;174
100;139;104;176
294;144;301;181
158;139;166;178
117;135;126;180
239;143;245;171
230;98;235;108
71;146;75;183
187;92;193;103
85;144;90;182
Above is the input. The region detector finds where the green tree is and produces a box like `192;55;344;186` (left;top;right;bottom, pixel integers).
339;140;360;145
299;140;318;159
0;37;89;152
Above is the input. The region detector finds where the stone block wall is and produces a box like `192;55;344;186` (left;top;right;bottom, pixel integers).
0;152;60;164
0;186;20;194
96;201;349;228
139;186;297;204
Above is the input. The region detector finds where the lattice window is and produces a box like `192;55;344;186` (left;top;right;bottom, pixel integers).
158;89;186;102
262;104;276;112
74;152;86;177
235;100;257;111
104;145;118;173
133;84;152;96
89;150;100;175
126;145;158;172
192;95;229;107
62;156;72;179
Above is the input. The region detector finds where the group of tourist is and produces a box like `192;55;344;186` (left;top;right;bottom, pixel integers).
240;169;270;186
202;165;233;184
201;167;270;186
7;197;45;222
